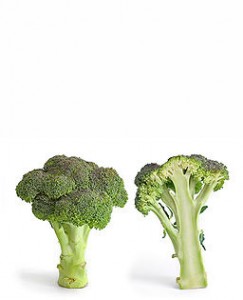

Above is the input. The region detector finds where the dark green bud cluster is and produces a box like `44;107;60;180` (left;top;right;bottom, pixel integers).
134;164;162;215
134;163;160;186
189;154;229;190
16;155;128;229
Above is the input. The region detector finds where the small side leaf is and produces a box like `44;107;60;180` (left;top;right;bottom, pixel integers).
172;221;177;229
159;203;170;219
159;203;173;219
199;230;206;251
162;229;166;238
200;205;208;214
166;206;174;219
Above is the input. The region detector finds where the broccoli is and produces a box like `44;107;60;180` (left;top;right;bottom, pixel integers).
135;155;228;289
16;155;128;288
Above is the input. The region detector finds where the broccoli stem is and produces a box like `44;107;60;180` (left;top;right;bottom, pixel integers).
51;221;91;288
174;172;207;289
176;211;207;289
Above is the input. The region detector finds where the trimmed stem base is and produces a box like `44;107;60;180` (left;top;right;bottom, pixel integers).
177;271;207;289
51;222;90;289
58;257;88;288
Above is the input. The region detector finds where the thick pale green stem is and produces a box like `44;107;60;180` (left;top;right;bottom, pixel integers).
176;211;207;289
172;170;207;289
51;222;91;288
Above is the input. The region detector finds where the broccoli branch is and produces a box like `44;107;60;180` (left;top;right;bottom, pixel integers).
195;183;216;214
149;197;178;251
161;186;177;217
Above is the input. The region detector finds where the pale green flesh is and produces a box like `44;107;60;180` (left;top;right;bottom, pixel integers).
149;168;215;289
176;200;207;289
51;221;90;288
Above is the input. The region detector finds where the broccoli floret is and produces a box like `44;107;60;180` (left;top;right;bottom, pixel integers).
135;154;228;289
16;155;128;289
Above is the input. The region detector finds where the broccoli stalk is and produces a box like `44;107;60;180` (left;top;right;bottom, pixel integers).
16;155;128;288
135;155;228;289
51;222;90;288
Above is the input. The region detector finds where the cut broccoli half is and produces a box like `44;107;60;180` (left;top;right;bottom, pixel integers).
135;154;228;289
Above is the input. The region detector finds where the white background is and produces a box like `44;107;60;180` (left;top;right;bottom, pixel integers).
0;1;242;299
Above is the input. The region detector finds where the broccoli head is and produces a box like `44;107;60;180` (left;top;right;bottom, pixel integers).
135;154;228;289
16;155;128;288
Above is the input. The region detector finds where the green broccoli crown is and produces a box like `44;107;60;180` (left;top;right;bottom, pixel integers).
189;154;229;190
16;155;128;229
135;154;229;215
135;163;160;186
134;163;162;215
